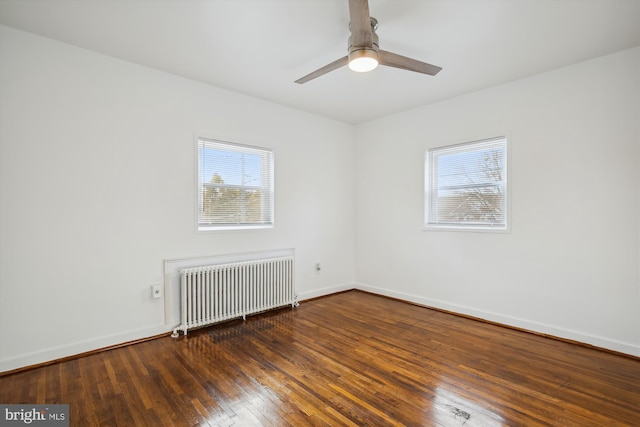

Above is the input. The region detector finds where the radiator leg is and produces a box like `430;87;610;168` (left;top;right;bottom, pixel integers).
171;326;188;338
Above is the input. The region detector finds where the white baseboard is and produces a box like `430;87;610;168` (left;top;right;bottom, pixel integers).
297;282;356;302
356;283;640;357
0;282;355;373
3;282;637;373
0;324;173;373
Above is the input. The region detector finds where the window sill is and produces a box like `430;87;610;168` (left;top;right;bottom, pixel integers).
198;224;274;232
423;224;510;234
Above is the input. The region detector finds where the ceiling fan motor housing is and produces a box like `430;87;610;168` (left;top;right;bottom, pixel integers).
348;17;379;56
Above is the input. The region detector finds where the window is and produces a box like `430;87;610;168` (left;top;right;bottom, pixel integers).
197;137;274;231
425;136;508;231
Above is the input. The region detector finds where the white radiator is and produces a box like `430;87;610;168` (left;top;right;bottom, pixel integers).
172;256;297;337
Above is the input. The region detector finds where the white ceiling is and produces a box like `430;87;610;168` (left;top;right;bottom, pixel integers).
1;0;638;124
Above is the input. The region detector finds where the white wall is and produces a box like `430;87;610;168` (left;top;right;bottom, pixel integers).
2;25;638;373
355;47;640;356
0;26;356;372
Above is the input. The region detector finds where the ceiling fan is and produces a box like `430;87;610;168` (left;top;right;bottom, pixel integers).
295;0;442;84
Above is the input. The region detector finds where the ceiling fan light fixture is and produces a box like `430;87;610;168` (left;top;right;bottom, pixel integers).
348;48;379;72
294;0;441;84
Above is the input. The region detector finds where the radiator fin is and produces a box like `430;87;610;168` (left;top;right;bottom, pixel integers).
174;256;296;336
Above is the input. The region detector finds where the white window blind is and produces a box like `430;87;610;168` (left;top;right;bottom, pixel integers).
425;136;507;230
197;138;274;230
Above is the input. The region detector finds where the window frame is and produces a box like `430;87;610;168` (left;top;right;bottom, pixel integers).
196;136;274;232
424;135;510;233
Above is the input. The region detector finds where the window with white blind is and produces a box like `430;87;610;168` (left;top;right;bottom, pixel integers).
425;136;508;231
197;138;274;231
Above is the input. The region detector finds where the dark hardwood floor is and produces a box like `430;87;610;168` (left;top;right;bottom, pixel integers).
1;290;639;426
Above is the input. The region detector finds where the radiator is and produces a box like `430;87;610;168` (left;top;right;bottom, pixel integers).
172;256;297;337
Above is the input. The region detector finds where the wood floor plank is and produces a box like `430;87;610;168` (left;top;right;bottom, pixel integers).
1;290;639;426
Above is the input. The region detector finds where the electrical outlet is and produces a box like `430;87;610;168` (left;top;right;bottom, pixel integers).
151;284;163;299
